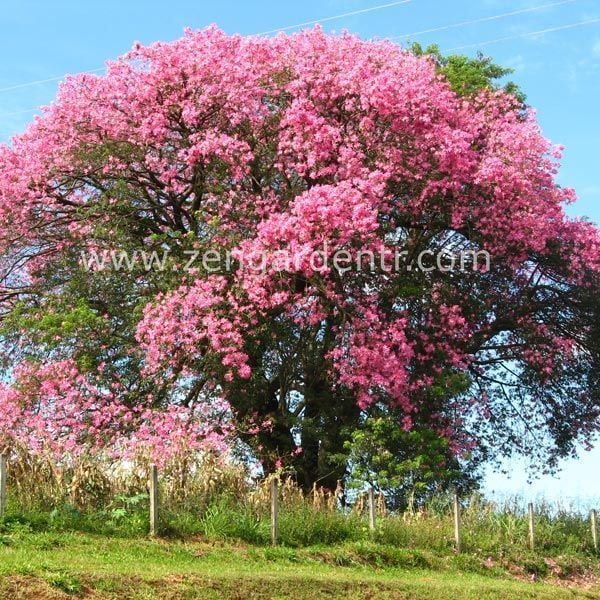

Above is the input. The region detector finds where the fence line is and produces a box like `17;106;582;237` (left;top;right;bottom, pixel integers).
271;478;279;546
528;502;536;551
0;454;6;519
0;458;598;554
368;487;376;533
149;464;159;537
453;492;461;553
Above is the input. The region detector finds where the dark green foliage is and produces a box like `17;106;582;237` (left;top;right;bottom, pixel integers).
410;42;526;104
344;402;480;510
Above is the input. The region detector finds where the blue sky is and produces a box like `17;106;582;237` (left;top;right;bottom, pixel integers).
1;0;599;503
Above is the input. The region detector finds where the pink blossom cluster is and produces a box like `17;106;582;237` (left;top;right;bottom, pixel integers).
0;359;233;468
136;276;252;381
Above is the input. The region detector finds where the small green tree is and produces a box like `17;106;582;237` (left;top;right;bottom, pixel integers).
345;412;480;511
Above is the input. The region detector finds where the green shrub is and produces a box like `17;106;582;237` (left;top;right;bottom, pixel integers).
200;501;269;545
278;505;362;547
347;541;433;569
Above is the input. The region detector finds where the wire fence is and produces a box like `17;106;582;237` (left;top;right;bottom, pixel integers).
1;453;597;557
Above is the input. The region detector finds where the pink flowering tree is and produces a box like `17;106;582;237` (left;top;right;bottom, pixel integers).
0;28;598;490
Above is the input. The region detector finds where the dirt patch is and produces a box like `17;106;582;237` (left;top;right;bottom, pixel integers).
0;575;74;599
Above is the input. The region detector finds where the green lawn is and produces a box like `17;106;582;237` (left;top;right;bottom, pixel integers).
0;532;597;599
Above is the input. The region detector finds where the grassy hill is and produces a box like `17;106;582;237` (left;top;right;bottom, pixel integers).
0;531;597;599
1;472;599;598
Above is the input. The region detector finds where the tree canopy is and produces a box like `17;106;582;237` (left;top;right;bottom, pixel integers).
0;27;598;490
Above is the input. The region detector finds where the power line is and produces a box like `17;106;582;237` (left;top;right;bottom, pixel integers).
0;1;413;96
0;105;54;117
389;0;574;40
446;16;600;52
0;67;105;94
3;5;599;135
257;0;412;35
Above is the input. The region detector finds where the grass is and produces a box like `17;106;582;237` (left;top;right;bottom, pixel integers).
2;487;599;598
6;495;597;557
0;530;598;599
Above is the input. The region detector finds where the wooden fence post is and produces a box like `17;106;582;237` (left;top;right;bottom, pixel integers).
271;478;279;546
149;464;158;537
528;502;535;551
453;492;461;553
591;509;598;552
368;487;376;532
0;454;6;519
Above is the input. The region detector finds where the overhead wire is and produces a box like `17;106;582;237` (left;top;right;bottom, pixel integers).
388;0;575;41
2;2;599;135
446;16;600;52
256;0;412;35
0;0;414;96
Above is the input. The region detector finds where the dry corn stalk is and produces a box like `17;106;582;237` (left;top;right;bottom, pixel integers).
353;492;366;516
312;483;327;510
328;480;343;510
377;491;387;517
